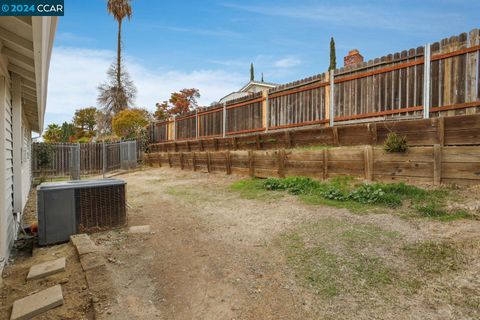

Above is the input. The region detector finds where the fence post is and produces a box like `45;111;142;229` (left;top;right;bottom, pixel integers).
222;103;226;138
233;137;238;150
248;150;254;177
278;149;286;178
225;151;232;175
436;117;445;146
433;144;442;185
364;145;374;182
195;109;199;140
70;144;80;180
264;91;269;132
206;152;211;173
285;130;293;148
323;149;328;180
329;69;335;127
255;134;261;150
423;43;431;119
102;142;106;178
192;152;197;171
369;123;378;145
173;115;177;141
180;152;184;170
332;127;339;146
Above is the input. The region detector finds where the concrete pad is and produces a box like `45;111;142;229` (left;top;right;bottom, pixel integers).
27;257;66;281
10;285;64;320
128;225;151;233
70;234;97;256
80;253;105;272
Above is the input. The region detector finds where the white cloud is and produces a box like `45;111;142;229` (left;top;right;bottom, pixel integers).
56;32;95;43
45;46;245;128
274;57;301;68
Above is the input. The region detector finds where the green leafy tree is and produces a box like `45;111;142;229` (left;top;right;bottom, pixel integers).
42;124;62;143
60;122;76;142
112;108;151;139
73;107;98;131
250;62;255;81
154;101;169;121
329;37;336;71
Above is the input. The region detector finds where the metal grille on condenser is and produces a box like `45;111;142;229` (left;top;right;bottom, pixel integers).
75;185;126;232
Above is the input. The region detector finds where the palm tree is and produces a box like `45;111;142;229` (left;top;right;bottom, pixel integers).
98;0;136;133
107;0;132;89
42;124;62;143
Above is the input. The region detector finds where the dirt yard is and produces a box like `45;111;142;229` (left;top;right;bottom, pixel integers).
0;242;93;319
80;167;479;320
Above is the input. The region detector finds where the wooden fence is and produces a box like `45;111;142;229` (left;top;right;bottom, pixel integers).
148;113;480;153
149;28;480;143
145;145;480;186
32;141;141;178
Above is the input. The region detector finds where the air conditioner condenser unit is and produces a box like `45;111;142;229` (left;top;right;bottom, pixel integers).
37;179;127;245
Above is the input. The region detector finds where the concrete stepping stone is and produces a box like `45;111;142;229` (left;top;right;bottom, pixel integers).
128;225;151;233
80;253;105;272
10;285;64;320
27;257;66;281
70;234;97;256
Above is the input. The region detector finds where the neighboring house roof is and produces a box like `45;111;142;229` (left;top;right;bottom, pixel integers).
0;16;58;132
219;80;279;104
239;80;278;93
218;91;250;104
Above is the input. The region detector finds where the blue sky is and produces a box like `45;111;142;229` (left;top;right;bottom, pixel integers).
45;0;479;129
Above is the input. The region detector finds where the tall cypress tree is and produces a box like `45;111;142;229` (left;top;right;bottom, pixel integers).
329;37;336;71
250;63;254;81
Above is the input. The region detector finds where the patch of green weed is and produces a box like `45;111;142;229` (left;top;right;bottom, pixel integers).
264;176;321;195
280;219;399;298
404;241;463;273
230;178;282;200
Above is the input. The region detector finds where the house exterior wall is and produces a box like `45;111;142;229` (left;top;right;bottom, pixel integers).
0;63;33;267
0;66;14;265
21;116;31;209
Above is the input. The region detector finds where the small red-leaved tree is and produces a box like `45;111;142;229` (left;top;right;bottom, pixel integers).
154;88;200;121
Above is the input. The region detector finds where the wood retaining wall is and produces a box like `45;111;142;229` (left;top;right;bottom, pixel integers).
145;145;480;186
149;113;480;153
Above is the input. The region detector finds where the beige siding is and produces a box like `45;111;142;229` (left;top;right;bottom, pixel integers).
21;118;32;208
4;84;14;254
